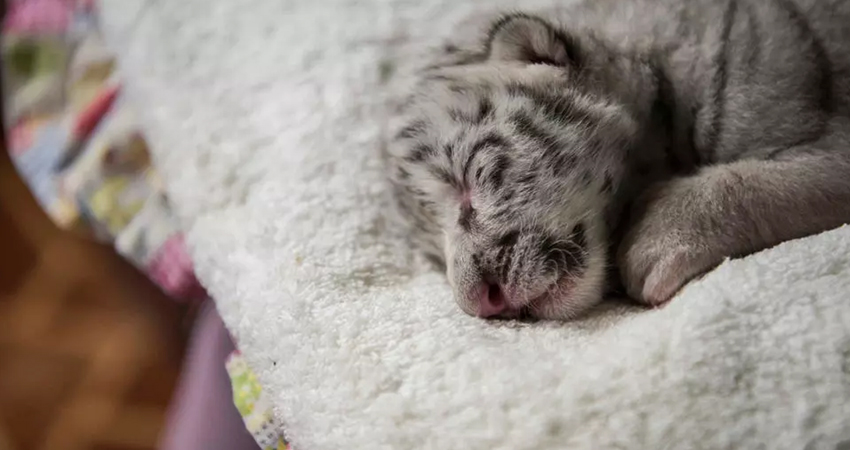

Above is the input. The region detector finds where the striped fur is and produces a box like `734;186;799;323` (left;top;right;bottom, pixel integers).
383;0;850;319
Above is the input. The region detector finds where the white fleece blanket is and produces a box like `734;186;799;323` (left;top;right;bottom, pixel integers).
99;0;850;448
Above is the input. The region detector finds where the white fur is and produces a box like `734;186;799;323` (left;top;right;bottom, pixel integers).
100;0;850;448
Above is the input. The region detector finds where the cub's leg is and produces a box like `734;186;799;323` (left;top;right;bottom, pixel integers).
618;143;850;305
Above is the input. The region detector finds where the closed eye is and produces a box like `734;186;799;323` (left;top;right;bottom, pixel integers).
458;203;475;231
527;55;561;66
458;193;475;231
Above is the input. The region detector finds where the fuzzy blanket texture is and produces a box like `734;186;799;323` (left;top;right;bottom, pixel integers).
99;0;850;449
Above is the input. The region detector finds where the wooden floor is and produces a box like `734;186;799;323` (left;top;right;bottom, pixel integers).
0;151;189;450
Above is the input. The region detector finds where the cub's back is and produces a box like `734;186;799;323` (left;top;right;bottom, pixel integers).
555;0;850;161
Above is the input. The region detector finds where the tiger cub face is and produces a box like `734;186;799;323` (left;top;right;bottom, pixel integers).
385;14;646;320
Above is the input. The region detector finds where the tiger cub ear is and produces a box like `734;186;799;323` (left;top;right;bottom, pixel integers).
486;14;578;67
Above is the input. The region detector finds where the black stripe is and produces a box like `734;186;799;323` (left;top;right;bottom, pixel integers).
474;166;485;182
458;204;476;231
650;61;676;145
405;144;435;162
510;112;561;155
502;248;516;285
649;57;700;169
540;98;596;128
497;231;519;285
443;142;455;159
552;153;577;177
471;252;481;268
407;186;428;197
499;248;513;283
449;98;495;125
477;98;495;123
492;207;512;220
572;223;587;251
417;198;436;210
580;170;593;188
702;0;738;160
448;108;469;123
505;82;539;99
464;133;512;184
774;0;834;113
518;173;536;185
601;174;614;194
471;133;512;154
497;230;520;247
427;74;455;83
742;1;762;83
448;84;472;95
429;166;456;187
765;136;829;160
506;83;596;127
396;120;426;140
487;155;511;189
460;150;478;183
537;95;594;126
494;246;508;271
539;236;562;270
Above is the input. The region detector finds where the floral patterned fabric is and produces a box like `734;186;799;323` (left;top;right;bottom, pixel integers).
1;1;287;448
227;351;290;450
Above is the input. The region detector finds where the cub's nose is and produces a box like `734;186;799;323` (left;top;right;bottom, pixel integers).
476;282;509;318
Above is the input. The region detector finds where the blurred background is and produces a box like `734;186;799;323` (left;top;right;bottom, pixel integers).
3;0;287;446
0;14;199;433
0;146;187;450
0;0;221;449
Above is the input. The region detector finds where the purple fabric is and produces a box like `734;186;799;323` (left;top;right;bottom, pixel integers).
159;302;260;450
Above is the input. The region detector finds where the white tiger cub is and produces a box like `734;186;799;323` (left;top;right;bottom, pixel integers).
382;0;850;320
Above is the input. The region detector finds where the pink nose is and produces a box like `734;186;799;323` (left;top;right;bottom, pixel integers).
477;283;509;318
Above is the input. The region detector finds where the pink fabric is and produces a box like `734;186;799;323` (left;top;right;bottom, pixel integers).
8;120;35;157
159;302;260;450
146;234;208;302
3;0;72;34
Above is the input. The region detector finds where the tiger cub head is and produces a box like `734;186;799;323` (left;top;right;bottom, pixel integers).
385;13;655;320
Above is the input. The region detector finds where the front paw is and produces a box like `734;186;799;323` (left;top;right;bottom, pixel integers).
617;178;729;306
